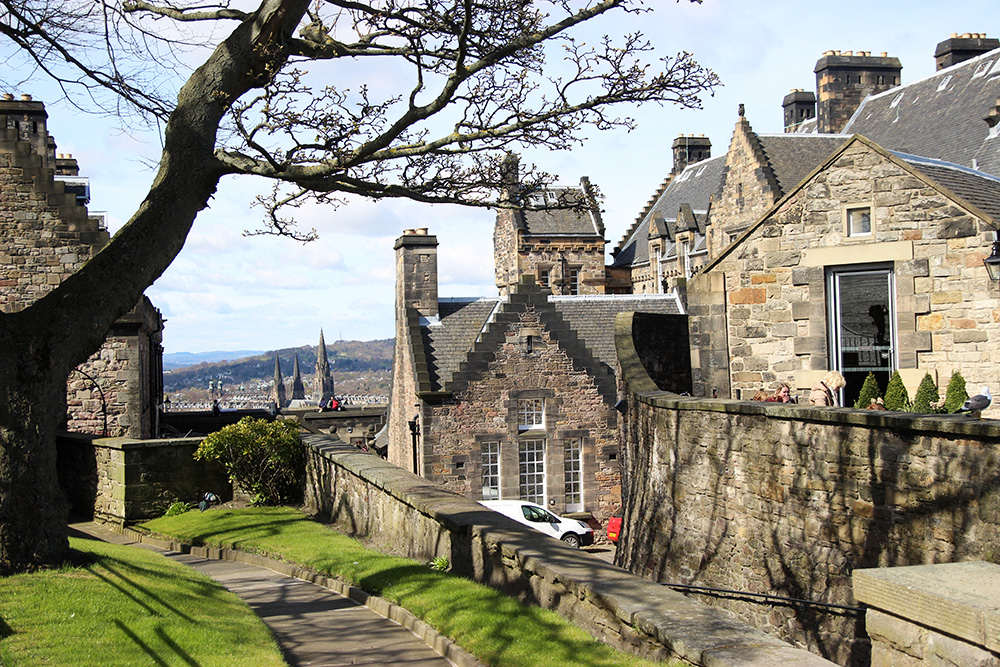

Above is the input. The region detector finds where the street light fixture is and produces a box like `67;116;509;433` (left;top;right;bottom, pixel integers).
985;232;1000;282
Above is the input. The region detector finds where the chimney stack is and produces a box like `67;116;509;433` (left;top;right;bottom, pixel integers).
814;50;902;133
671;134;712;175
934;33;999;70
395;228;439;320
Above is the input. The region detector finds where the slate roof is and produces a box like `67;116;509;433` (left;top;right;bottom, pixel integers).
844;47;1000;178
418;293;683;391
520;186;603;236
551;294;684;371
421;298;500;390
756;134;849;193
611;155;725;268
895;152;1000;222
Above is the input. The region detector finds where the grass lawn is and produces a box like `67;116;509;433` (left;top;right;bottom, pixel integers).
140;506;682;667
0;537;286;667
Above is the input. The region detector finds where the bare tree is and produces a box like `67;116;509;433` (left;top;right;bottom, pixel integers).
0;0;717;573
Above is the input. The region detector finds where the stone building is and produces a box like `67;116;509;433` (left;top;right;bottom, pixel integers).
389;220;687;522
614;35;1000;409
1;94;164;438
494;175;607;297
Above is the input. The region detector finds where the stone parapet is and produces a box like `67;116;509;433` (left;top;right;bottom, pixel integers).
616;312;1000;665
854;562;1000;666
303;434;834;667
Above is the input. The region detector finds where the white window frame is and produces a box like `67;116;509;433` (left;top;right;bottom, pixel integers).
481;441;500;500
563;438;583;512
518;438;546;505
845;205;873;237
517;398;545;430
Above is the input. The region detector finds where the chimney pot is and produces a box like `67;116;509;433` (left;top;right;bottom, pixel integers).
403;228;415;235
2;93;12;100
881;52;887;57
20;94;31;101
951;33;958;38
415;227;428;235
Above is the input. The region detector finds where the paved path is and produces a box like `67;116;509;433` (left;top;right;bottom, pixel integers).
69;522;457;667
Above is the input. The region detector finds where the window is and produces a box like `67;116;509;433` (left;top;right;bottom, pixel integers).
827;267;896;407
564;438;583;512
519;439;546;504
538;268;550;288
518;398;544;429
481;442;500;500
847;207;872;236
568;268;580;295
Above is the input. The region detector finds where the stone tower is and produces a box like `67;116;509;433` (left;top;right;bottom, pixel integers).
313;330;335;403
291;353;306;400
814;50;901;133
271;353;287;407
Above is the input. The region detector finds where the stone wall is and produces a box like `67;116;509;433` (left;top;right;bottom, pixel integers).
616;317;1000;666
56;432;230;524
303;433;835;666
66;297;163;439
854;562;1000;666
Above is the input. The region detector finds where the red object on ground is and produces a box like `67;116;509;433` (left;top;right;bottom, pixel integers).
607;508;622;544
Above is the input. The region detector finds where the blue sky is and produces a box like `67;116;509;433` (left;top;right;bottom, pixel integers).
9;1;996;353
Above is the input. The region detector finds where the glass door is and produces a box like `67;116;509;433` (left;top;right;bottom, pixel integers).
828;268;895;407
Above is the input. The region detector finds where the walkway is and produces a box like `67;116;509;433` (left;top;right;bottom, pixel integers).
69;522;461;667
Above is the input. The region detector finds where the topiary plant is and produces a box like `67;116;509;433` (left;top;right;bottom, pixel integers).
883;371;910;411
943;370;969;414
911;373;940;413
854;372;882;409
195;417;304;506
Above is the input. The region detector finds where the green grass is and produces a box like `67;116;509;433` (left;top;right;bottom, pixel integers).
0;537;286;667
140;506;679;667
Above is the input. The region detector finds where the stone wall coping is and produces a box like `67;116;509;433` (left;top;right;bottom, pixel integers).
854;561;1000;654
634;390;1000;439
304;434;836;666
58;431;203;450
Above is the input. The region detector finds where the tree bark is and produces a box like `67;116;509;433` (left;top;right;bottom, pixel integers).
0;0;310;573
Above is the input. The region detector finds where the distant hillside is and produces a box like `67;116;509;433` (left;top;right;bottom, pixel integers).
163;339;394;391
163;350;264;371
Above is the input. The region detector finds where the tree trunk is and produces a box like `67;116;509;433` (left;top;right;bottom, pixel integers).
0;0;310;572
0;363;71;574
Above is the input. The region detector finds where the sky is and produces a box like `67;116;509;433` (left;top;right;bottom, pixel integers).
9;1;997;354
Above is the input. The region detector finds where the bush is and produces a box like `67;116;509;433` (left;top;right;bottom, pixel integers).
943;370;969;414
195;417;305;505
854;372;882;409
163;501;194;517
911;373;940;413
883;371;910;411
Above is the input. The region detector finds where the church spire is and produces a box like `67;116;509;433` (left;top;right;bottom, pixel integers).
313;329;335;403
291;352;306;400
271;353;287;407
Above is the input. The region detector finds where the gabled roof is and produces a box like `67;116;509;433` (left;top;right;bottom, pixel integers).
611;155;725;268
701;135;1000;274
844;46;1000;177
413;286;683;399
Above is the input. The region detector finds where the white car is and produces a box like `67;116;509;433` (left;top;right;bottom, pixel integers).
479;500;594;548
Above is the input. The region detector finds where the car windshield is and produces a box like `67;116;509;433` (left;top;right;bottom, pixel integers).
522;505;558;523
